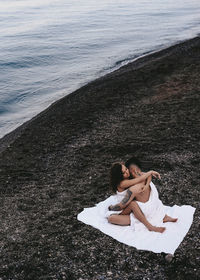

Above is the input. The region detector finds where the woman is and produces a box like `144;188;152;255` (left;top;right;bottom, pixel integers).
109;162;160;192
107;162;167;233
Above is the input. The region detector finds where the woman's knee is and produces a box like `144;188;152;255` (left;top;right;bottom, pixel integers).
107;214;130;226
128;186;136;193
107;215;117;224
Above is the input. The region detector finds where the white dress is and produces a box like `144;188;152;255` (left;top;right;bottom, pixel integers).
105;182;166;231
131;182;166;231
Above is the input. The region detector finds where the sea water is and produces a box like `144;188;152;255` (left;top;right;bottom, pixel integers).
0;0;200;138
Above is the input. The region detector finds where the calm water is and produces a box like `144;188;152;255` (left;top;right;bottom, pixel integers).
0;0;200;138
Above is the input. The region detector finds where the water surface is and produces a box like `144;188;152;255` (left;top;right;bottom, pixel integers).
0;0;200;138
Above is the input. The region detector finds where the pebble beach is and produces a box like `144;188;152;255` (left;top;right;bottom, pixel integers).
0;36;200;280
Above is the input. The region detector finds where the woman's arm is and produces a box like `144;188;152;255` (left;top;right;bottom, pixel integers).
120;170;160;190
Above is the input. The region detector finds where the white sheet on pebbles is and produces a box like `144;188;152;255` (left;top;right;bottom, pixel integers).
77;182;195;254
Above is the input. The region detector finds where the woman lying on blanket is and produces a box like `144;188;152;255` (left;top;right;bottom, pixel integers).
107;159;177;233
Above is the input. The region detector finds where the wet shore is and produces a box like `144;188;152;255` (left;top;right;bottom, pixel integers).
0;37;200;280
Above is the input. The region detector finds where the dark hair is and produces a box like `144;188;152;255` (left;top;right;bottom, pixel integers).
110;162;124;193
125;156;142;169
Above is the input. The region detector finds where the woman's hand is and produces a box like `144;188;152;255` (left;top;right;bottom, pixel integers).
151;170;161;179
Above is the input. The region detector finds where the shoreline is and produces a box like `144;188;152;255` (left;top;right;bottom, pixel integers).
0;35;198;142
0;35;199;152
0;36;199;279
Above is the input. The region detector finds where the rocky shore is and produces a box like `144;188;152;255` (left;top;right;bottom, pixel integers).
0;37;199;280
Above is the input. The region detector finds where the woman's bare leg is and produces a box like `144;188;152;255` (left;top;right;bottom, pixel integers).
107;214;130;226
119;201;165;233
163;215;178;223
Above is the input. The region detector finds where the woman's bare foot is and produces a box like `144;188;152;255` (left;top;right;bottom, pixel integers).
148;225;166;233
163;215;178;223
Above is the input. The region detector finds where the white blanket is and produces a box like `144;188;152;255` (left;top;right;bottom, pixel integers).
77;183;195;254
